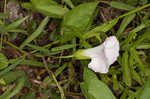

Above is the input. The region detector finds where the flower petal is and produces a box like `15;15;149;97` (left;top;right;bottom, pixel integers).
83;44;104;58
82;36;119;73
88;57;109;73
104;36;119;65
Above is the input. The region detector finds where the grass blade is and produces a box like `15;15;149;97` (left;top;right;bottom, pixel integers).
131;28;150;48
89;18;118;33
121;51;132;86
109;1;135;11
20;17;49;49
51;44;76;51
0;58;24;77
6;16;28;30
0;53;8;70
116;13;136;39
130;48;145;75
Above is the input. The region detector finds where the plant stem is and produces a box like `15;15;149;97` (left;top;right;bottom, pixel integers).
42;57;66;99
119;3;150;18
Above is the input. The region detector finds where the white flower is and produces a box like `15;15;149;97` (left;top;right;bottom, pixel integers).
83;36;119;73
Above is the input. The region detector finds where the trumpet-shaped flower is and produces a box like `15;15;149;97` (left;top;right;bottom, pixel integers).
82;36;119;73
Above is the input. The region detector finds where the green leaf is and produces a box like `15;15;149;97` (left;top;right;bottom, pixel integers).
9;59;44;67
83;32;100;40
20;17;49;49
26;44;62;56
130;48;145;75
89;18;118;33
62;0;74;8
126;0;138;6
121;51;132;86
0;71;25;85
80;67;116;99
7;29;27;33
131;28;150;48
6;16;28;30
27;44;51;54
61;2;99;42
0;58;24;77
51;44;76;51
0;20;3;25
139;77;150;99
0;78;6;85
121;23;146;49
120;89;128;99
6;77;25;99
0;13;9;19
129;51;143;84
116;13;136;39
31;0;68;18
112;74;119;90
0;53;8;70
136;43;150;49
21;3;34;10
108;1;135;11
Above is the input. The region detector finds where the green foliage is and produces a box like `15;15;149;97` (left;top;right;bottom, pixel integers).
22;90;36;99
5;16;28;30
0;16;28;34
22;0;68;18
0;58;24;77
20;17;49;49
51;44;76;51
0;13;9;19
27;44;55;56
89;18;118;33
9;59;44;67
139;77;150;99
129;54;143;84
0;53;8;70
43;63;67;84
80;67;116;99
0;70;29;99
108;1;135;11
121;23;146;49
1;0;150;99
61;2;99;42
121;51;132;87
116;13;136;39
0;71;24;85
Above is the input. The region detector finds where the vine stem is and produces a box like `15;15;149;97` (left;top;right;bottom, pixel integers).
42;57;66;99
118;3;150;19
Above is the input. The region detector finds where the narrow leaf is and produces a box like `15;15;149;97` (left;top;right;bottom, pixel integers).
89;18;118;33
6;16;28;30
140;77;150;99
0;53;8;70
116;14;136;39
121;51;132;86
0;58;24;77
20;17;49;49
109;1;135;11
31;0;68;18
130;48;145;75
51;44;76;51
